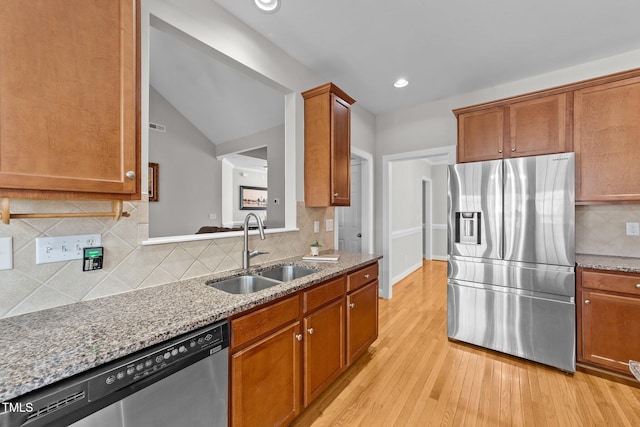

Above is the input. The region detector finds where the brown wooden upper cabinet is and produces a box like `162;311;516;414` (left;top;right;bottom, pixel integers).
302;83;355;207
0;0;140;200
574;76;640;202
455;93;570;163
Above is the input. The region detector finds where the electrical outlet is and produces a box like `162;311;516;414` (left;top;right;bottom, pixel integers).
626;222;640;236
326;219;334;232
36;234;102;264
209;213;217;220
313;221;320;233
0;237;12;270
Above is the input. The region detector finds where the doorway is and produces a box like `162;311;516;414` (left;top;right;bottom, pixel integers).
335;148;373;254
381;146;455;299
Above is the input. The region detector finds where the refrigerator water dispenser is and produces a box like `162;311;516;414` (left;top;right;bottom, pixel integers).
455;212;481;244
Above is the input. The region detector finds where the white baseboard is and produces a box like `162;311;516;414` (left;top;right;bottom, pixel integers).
391;261;423;286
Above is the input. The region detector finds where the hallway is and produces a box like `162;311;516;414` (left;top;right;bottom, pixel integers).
293;261;640;426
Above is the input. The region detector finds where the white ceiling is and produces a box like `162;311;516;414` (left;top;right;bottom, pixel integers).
214;0;640;115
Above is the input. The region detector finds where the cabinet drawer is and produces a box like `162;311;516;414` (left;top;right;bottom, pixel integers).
231;295;300;350
347;263;378;292
582;270;640;296
303;276;345;313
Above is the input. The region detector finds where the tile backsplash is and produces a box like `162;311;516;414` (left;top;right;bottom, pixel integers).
576;204;640;258
0;199;333;318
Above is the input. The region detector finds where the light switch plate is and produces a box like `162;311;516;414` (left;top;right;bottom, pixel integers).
626;222;640;236
313;221;320;233
36;234;101;264
0;237;12;270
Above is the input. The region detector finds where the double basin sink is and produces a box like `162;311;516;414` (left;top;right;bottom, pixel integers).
207;264;318;294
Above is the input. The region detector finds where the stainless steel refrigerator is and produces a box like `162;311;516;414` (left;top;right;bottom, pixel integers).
447;152;575;372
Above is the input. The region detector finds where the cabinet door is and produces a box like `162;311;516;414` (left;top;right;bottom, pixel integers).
509;93;569;157
231;322;301;427
331;94;351;206
0;0;139;197
574;76;640;202
346;280;379;365
580;290;640;375
457;107;505;163
303;298;345;406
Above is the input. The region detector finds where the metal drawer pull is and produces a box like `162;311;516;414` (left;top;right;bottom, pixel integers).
307;328;314;335
364;274;370;279
334;192;339;197
636;284;640;289
295;334;303;341
349;303;355;308
584;300;590;305
126;171;136;179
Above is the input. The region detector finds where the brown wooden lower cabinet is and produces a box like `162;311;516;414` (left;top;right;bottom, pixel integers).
228;262;379;426
230;321;301;427
303;297;345;406
347;280;379;365
577;268;640;376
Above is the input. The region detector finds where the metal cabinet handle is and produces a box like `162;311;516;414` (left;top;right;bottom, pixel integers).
584;300;590;305
334;192;339;197
125;171;136;179
498;149;503;153
295;334;303;341
364;274;370;279
307;328;314;335
349;303;355;308
511;147;516;152
636;284;640;289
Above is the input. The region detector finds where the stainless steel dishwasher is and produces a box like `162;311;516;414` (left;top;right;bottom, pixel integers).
1;320;229;427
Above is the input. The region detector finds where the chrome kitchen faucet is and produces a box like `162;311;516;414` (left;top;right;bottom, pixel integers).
242;213;266;269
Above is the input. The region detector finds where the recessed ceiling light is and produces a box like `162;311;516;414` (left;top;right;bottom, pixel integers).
255;0;280;13
394;78;409;88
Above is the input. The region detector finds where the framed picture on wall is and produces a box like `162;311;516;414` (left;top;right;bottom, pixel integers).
240;186;267;210
149;162;159;202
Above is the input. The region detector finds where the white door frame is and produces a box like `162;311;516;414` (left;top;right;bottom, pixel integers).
381;145;455;299
422;177;433;261
335;147;374;254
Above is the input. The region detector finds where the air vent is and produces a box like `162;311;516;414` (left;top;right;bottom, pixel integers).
26;391;86;421
149;122;166;132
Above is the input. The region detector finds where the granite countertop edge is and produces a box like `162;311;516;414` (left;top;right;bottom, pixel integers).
576;253;640;273
0;251;382;402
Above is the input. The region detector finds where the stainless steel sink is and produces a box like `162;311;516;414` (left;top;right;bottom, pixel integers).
258;264;317;282
207;275;282;294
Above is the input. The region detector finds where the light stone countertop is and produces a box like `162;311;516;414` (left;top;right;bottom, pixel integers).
576;254;640;273
0;251;381;403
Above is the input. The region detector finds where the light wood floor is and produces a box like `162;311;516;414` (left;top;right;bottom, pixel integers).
292;260;640;426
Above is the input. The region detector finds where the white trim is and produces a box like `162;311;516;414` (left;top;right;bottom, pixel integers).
431;255;448;261
381;145;456;300
422;177;432;261
141;227;299;245
432;223;447;230
391;226;423;238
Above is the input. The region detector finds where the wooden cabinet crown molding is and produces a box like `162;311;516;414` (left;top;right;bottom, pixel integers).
452;67;640;117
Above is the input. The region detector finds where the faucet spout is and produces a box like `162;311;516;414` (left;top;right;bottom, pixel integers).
243;213;266;269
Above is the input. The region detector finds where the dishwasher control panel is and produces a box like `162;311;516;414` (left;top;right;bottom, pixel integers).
87;321;229;401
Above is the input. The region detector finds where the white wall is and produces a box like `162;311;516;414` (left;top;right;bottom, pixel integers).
217;125;286;228
390;159;431;283
431;164;448;260
148;86;220;237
